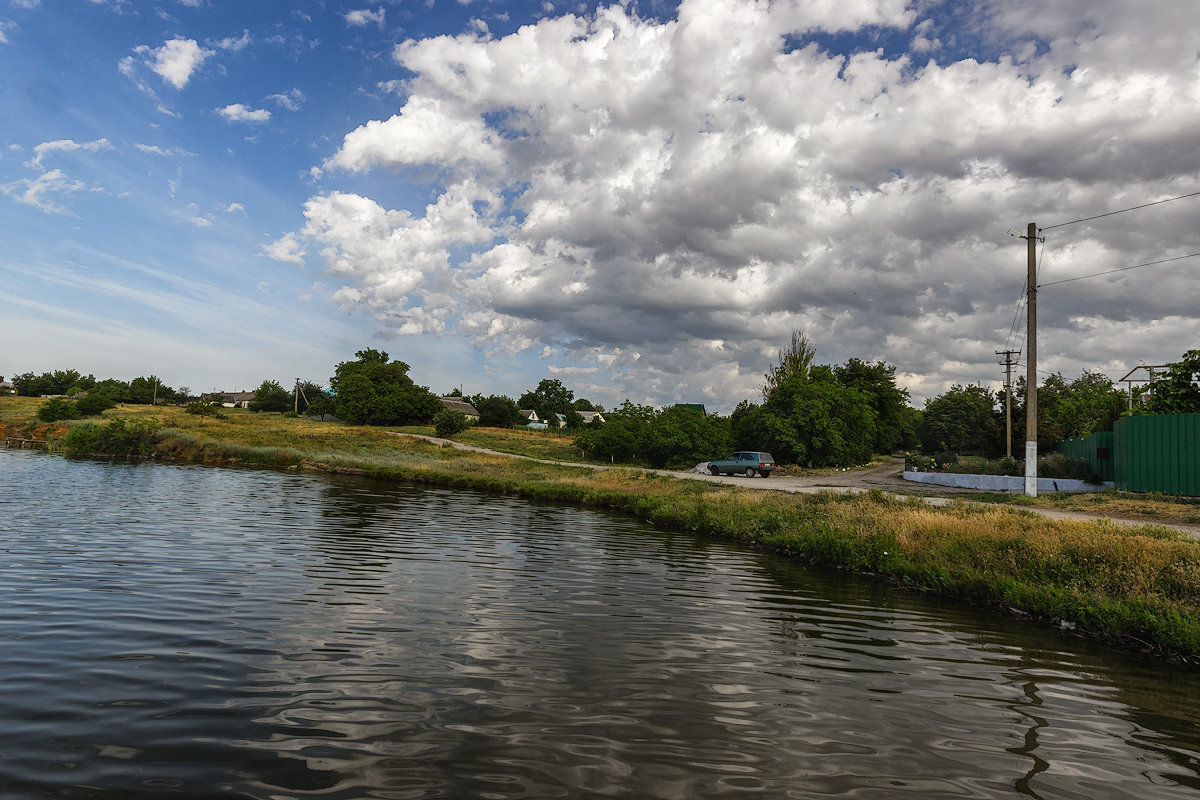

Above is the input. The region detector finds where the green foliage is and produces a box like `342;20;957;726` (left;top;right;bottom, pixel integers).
834;358;912;453
1139;350;1200;415
89;378;131;404
185;397;224;417
469;394;522;428
762;330;815;399
736;330;903;467
330;349;441;425
37;397;80;422
62;418;160;457
517;379;576;424
919;383;1002;455
12;369;94;397
1034;370;1127;448
642;406;731;469
249;379;292;413
76;393;116;417
434;409;472;438
128;375;173;405
573;401;654;462
297;381;334;416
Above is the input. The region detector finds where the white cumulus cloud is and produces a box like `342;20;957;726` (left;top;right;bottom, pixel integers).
137;37;213;89
284;0;1200;408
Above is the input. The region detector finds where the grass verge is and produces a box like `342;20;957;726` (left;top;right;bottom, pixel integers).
3;397;1199;661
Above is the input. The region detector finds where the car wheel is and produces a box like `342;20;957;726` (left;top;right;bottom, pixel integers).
709;466;720;475
761;471;770;478
744;467;756;478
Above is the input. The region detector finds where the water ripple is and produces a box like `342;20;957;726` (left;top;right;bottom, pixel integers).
1;449;1199;798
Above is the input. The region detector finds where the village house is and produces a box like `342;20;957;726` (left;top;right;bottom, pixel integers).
438;397;480;423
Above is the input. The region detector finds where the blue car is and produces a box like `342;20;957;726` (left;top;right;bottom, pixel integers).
708;451;776;478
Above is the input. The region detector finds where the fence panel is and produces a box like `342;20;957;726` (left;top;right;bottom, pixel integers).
1058;431;1115;483
1113;413;1200;495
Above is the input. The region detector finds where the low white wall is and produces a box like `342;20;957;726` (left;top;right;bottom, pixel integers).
902;471;1106;493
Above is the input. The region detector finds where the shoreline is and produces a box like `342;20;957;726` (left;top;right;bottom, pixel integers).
3;401;1199;663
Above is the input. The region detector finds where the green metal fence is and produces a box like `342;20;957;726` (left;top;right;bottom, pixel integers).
1112;413;1200;495
1058;430;1115;483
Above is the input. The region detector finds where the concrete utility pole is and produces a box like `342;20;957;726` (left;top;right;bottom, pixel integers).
1024;222;1039;497
996;349;1020;459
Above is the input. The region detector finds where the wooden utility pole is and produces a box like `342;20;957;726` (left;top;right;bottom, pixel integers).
1024;222;1039;497
996;349;1020;459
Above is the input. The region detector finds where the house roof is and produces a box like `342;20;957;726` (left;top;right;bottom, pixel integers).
439;397;480;417
518;409;539;420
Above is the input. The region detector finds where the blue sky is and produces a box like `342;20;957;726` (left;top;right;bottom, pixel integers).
3;1;1198;409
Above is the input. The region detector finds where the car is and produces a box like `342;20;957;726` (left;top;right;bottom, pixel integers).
708;451;776;478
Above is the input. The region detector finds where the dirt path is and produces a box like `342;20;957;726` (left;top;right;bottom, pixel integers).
394;435;1200;538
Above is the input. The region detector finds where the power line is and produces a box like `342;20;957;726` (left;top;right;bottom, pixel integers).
1041;189;1200;231
1039;251;1200;288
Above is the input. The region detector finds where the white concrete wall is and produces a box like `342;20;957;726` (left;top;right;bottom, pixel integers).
902;471;1107;493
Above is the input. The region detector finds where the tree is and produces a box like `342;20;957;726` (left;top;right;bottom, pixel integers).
249;380;292;413
90;378;131;404
128;376;175;405
750;333;881;467
469;394;522;428
1141;349;1200;415
762;330;816;399
329;349;441;425
76;393;116;417
833;358;912;454
518;379;576;426
574;401;654;462
12;369;90;397
37;397;79;422
433;409;472;438
643;406;732;469
297;380;333;416
918;384;1003;455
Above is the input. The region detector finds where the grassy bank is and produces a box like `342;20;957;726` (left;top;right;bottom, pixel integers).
3;397;1199;660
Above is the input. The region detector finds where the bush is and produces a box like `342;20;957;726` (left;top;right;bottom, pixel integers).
62;419;160;457
434;409;471;438
185;398;224;418
76;394;116;417
37;397;79;422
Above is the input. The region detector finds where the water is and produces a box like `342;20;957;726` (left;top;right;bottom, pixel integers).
1;447;1198;799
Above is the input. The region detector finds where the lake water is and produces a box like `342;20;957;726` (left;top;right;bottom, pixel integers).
1;447;1198;799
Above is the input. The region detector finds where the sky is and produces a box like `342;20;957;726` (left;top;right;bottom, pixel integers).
2;0;1198;411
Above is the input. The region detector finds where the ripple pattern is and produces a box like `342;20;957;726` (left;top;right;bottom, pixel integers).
1;448;1199;799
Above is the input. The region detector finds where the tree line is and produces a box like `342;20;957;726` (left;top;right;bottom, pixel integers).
918;348;1199;457
11;342;1193;469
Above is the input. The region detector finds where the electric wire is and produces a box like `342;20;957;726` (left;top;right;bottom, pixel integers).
1040;189;1200;231
1038;251;1200;288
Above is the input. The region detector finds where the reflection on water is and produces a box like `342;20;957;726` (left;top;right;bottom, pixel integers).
1;448;1198;799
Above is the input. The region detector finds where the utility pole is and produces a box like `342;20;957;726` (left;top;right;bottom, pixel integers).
996;349;1020;459
294;379;301;414
1023;222;1039;497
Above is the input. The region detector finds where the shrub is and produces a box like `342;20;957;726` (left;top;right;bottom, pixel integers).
62;418;160;457
185;398;224;418
76;394;116;417
37;397;79;422
434;409;471;438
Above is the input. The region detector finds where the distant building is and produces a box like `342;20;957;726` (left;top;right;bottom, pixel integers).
438;397;480;422
578;411;605;425
674;403;707;417
202;391;256;409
